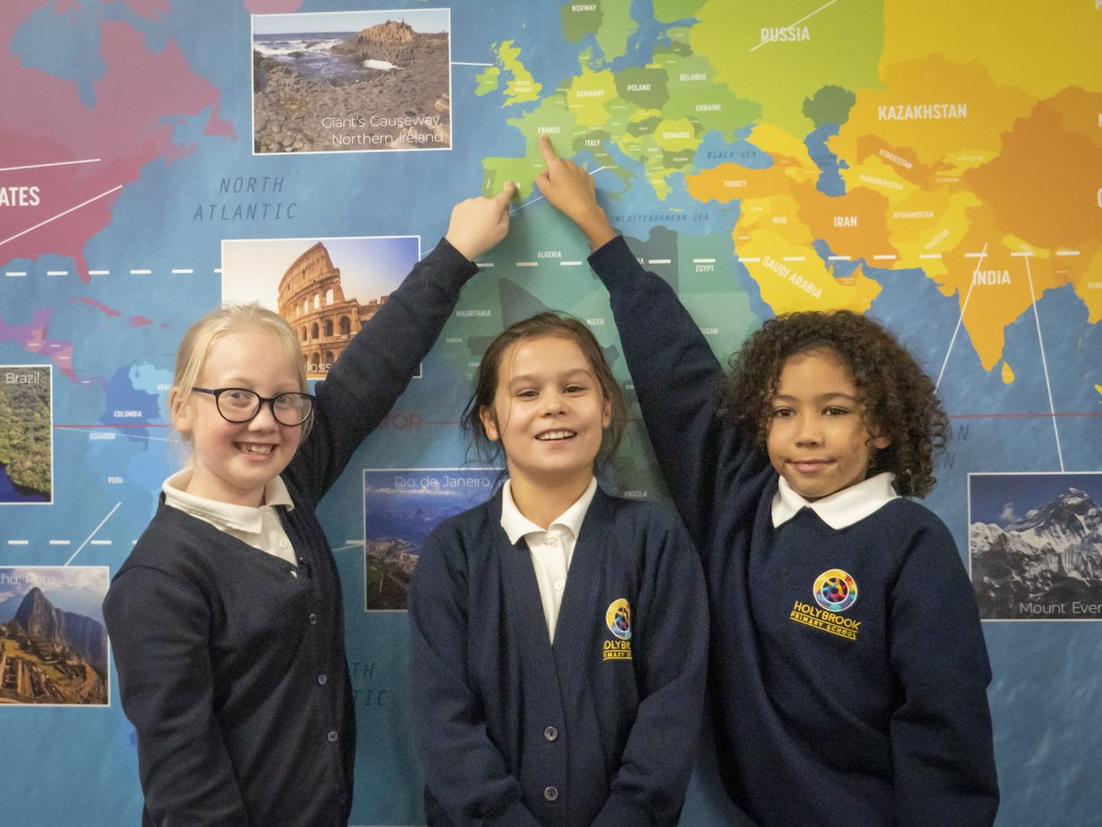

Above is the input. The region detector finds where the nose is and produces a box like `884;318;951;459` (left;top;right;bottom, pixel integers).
539;389;567;416
247;400;280;430
794;412;823;446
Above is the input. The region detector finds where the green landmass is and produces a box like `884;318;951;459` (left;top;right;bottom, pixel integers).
802;85;857;128
562;1;602;43
653;0;708;23
0;368;51;497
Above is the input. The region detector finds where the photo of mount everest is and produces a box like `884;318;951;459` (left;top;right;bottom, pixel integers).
969;474;1102;620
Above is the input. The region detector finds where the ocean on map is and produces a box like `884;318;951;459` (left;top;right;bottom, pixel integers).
254;32;399;82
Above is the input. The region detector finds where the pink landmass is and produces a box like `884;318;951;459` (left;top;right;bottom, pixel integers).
0;1;235;281
75;297;122;318
244;0;304;12
130;316;153;328
0;309;78;380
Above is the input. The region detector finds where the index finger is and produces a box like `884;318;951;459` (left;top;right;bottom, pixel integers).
492;180;517;207
538;134;561;165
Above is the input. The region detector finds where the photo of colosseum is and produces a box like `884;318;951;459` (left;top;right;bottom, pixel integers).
220;235;422;378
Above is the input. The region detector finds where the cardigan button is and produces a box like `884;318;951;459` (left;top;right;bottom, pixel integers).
308;612;319;625
327;730;339;743
543;786;559;802
543;726;558;742
317;674;328;686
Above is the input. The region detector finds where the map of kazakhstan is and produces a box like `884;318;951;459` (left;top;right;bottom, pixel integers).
0;1;1100;825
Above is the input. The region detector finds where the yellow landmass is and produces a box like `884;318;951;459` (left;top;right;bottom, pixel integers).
654;117;699;152
1095;385;1102;397
566;64;618;127
738;226;882;314
496;41;542;106
884;2;1102;98
1001;362;1015;385
834;56;1035;170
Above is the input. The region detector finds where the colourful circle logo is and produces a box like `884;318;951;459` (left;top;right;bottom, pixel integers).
813;569;857;612
605;598;632;640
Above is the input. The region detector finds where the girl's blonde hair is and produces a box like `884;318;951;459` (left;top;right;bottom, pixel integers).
172;304;310;445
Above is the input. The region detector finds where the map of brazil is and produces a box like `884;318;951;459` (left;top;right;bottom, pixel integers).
0;1;1099;824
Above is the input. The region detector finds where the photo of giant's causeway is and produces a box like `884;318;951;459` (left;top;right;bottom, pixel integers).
252;10;451;154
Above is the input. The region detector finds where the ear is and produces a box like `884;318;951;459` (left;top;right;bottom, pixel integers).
479;405;500;442
170;388;194;436
871;434;891;451
601;396;612;430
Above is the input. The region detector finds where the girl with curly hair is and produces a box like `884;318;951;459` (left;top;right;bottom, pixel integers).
533;136;998;826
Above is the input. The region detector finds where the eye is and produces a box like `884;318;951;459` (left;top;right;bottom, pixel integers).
824;406;851;416
515;388;538;399
770;407;795;418
564;384;587;394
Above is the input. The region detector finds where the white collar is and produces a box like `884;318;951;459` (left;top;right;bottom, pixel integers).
771;472;898;529
163;470;294;534
500;477;598;544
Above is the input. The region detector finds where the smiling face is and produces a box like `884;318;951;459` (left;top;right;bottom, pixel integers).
480;335;611;493
171;329;305;507
766;348;890;500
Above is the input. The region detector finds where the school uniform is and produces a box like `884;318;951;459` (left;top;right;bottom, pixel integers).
409;481;708;826
585;235;999;826
104;239;478;826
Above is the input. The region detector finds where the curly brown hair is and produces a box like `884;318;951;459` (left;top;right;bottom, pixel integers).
718;310;949;497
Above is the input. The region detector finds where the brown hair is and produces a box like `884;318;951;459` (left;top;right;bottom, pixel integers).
462;312;628;468
718;310;949;497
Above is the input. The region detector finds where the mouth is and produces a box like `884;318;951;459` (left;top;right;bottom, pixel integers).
789;459;832;473
235;442;277;456
535;429;577;442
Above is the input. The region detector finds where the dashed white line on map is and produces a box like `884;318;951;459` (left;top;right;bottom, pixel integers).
65;502;121;566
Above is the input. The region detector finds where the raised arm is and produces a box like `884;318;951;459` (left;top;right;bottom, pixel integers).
290;184;515;500
408;527;541;827
535;136;762;545
593;511;709;825
889;520;999;825
104;567;249;825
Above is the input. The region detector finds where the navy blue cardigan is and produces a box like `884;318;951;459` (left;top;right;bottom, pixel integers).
409;487;708;826
104;239;477;826
587;236;999;826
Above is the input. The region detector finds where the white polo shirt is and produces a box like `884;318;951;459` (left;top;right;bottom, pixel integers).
163;470;298;568
499;477;598;644
771;471;899;530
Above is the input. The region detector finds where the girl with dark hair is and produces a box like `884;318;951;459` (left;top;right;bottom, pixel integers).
408;312;708;826
534;135;999;826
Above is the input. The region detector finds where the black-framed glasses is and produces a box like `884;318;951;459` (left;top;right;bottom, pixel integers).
192;387;316;427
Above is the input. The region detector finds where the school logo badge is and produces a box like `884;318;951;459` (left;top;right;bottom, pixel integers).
605;598;632;640
813;569;857;613
603;598;633;662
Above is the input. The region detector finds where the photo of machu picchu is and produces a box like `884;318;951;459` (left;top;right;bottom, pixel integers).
252;9;452;154
0;568;110;706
